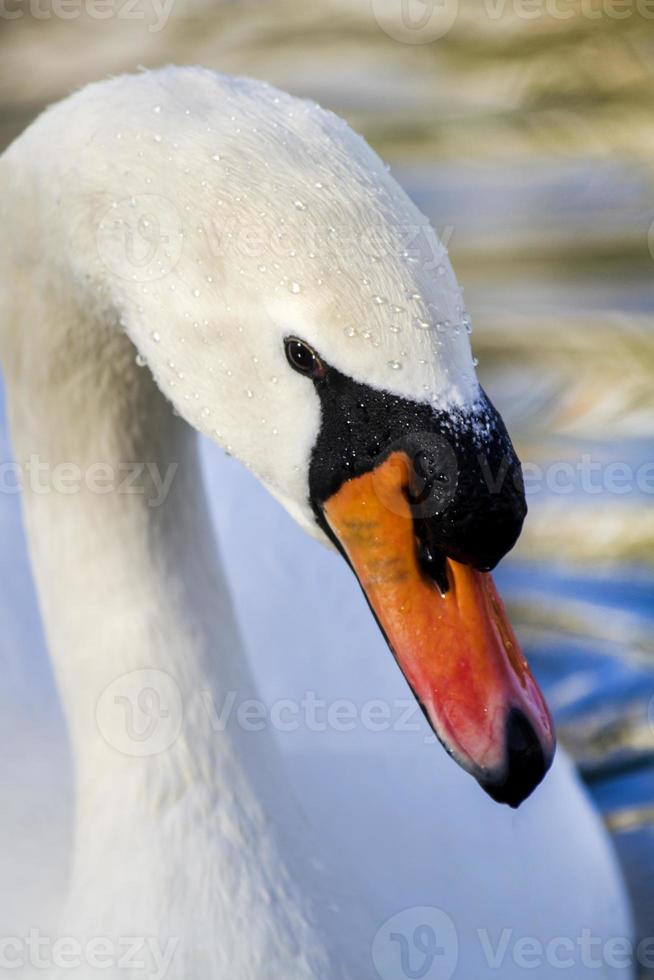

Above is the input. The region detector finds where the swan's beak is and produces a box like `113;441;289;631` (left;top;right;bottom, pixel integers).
322;451;555;808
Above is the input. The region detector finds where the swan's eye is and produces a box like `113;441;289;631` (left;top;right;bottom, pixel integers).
284;337;325;379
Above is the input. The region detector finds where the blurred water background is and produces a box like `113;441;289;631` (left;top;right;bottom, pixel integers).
1;0;653;958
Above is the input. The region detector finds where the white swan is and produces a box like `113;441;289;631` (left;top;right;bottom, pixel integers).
0;66;633;978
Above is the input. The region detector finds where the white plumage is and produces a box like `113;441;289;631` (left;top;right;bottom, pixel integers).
0;66;632;978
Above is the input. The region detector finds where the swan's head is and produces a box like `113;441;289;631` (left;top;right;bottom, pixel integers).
35;67;554;806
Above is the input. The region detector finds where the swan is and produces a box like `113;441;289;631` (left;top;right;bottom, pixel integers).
0;66;633;978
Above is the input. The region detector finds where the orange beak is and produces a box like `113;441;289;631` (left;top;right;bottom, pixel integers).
322;451;555;807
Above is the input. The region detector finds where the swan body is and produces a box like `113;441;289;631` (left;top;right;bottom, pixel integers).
0;67;632;978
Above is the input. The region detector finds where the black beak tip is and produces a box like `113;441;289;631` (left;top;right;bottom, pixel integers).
479;709;555;809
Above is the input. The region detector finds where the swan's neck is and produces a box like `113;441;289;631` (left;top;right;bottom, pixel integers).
7;289;244;793
1;279;359;976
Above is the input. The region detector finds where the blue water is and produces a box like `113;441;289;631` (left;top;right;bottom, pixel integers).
496;559;654;954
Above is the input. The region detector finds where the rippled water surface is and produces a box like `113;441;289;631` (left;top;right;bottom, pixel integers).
1;0;653;956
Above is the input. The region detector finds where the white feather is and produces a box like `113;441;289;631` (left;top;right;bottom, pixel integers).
0;67;633;978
